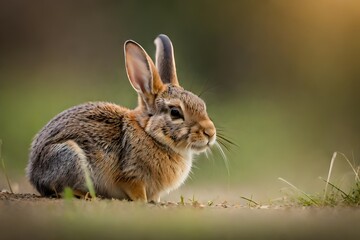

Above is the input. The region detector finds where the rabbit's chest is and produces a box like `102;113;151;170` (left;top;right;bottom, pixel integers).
158;153;193;193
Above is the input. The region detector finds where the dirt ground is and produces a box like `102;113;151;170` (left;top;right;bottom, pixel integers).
1;192;46;201
1;191;360;240
0;191;241;208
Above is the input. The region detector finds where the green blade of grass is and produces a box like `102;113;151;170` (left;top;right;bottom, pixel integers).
63;187;75;200
319;177;354;203
278;177;319;206
179;195;184;205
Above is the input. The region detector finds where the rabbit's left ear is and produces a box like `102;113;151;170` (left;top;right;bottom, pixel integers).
124;40;164;95
154;34;179;86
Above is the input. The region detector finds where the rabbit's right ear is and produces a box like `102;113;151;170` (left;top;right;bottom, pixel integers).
124;40;164;96
154;34;179;86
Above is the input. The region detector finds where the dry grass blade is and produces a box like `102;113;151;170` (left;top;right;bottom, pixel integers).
79;158;96;200
83;167;96;199
337;152;359;181
240;196;259;206
0;140;13;193
324;152;337;201
323;151;360;204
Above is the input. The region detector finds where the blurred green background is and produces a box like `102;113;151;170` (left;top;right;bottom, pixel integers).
1;0;359;199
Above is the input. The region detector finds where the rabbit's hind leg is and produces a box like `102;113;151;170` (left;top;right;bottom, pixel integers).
29;140;89;197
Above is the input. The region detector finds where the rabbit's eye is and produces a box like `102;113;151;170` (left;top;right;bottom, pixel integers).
169;106;184;120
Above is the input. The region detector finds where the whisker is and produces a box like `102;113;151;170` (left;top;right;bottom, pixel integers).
185;141;192;150
198;85;209;98
217;135;237;152
217;139;232;152
215;141;230;176
198;81;221;98
217;134;239;148
192;164;200;170
206;147;216;166
204;149;209;159
217;133;234;142
207;147;214;157
214;125;229;131
187;172;193;181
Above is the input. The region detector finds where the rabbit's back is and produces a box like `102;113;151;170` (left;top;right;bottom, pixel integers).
30;102;128;156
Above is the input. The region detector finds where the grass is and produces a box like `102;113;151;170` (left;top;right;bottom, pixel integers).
278;152;360;207
240;196;260;208
82;166;96;199
63;187;75;199
0;140;13;193
60;166;96;200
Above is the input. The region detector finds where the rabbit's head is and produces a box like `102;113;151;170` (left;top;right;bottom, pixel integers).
124;34;216;156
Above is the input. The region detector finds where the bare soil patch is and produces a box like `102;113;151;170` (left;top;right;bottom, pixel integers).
0;192;46;201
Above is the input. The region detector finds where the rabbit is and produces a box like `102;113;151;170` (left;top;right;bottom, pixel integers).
26;34;216;202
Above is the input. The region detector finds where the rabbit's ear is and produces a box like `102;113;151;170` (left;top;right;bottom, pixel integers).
124;40;164;95
154;34;179;86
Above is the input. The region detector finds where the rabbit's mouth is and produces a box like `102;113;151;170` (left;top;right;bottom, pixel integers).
190;143;209;153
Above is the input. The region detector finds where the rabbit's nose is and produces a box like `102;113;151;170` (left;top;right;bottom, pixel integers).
200;120;216;145
204;128;215;139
